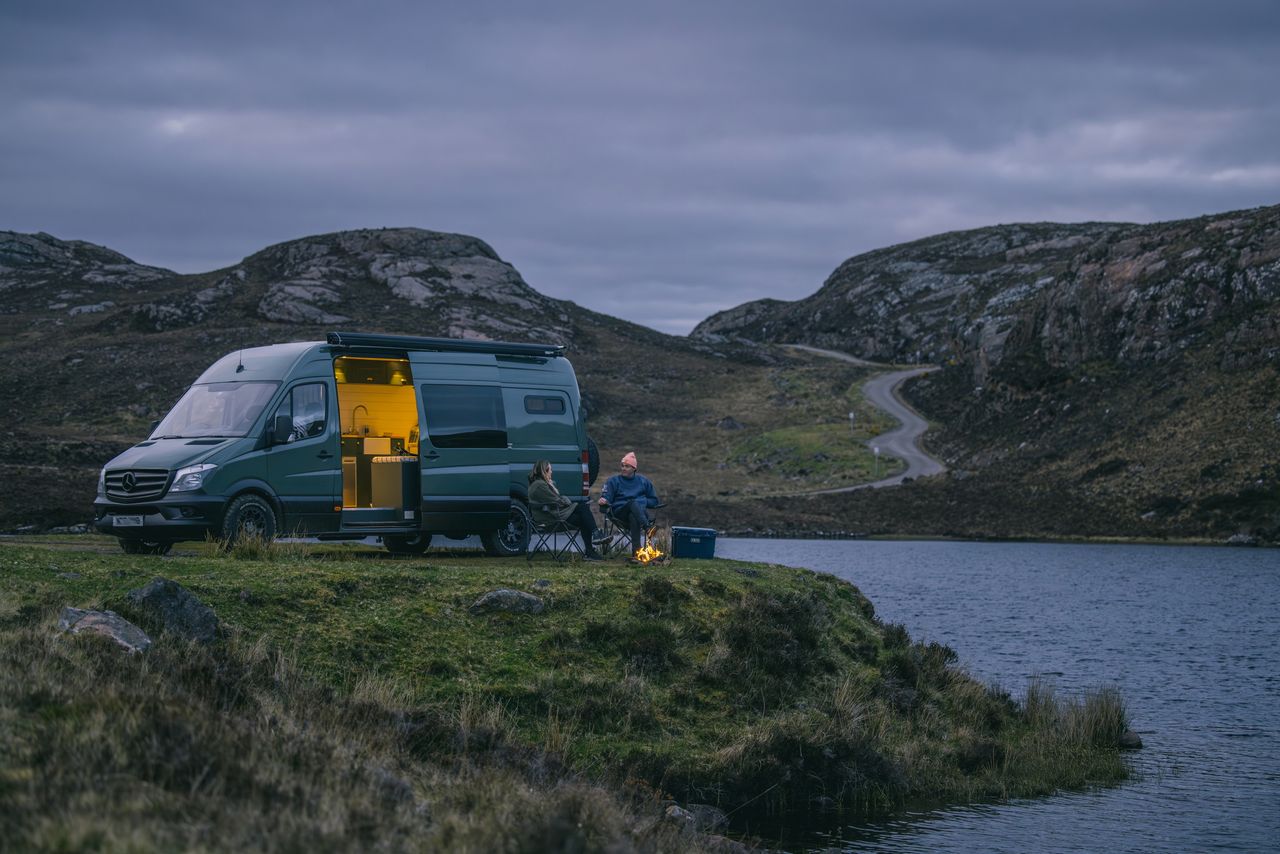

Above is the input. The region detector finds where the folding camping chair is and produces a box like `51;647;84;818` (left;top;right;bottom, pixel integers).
526;504;586;563
599;502;665;558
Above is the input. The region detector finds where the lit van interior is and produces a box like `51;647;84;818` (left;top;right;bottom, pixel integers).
333;356;418;510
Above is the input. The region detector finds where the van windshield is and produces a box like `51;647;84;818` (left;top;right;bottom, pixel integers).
151;382;280;439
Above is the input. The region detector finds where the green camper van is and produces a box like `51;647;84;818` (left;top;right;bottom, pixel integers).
93;332;599;556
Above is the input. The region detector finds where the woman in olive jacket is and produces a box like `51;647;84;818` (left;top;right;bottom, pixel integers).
527;459;609;560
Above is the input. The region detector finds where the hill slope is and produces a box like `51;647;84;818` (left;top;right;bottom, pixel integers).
693;205;1280;542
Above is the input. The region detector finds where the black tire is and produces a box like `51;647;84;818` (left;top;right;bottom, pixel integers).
481;501;531;556
384;533;432;555
222;494;278;547
587;436;600;486
119;538;172;556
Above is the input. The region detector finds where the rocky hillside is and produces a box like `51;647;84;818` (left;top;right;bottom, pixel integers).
693;204;1280;542
3;206;1277;543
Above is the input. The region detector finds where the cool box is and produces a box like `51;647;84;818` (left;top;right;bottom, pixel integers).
671;526;717;559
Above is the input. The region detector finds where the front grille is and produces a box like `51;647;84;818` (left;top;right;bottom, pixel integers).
105;468;171;501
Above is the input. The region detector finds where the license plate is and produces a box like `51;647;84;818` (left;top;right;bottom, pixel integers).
113;515;144;527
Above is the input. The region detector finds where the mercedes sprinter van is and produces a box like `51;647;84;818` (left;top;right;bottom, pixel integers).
93;332;599;555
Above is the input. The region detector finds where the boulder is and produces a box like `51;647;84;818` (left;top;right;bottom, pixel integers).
1119;730;1144;750
126;577;220;643
684;803;729;831
468;588;545;616
57;607;152;654
663;804;695;826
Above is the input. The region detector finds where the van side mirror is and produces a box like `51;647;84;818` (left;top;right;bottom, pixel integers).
272;415;293;445
149;419;160;434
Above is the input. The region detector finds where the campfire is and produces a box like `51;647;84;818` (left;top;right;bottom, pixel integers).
633;543;665;563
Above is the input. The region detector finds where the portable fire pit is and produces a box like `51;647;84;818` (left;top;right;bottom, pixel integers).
632;542;667;564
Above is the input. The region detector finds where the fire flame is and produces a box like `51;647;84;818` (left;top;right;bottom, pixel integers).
633;543;664;563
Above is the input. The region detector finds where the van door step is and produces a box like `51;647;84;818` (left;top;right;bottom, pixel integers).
341;507;415;526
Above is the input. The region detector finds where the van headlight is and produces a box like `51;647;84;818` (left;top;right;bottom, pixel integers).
170;463;217;494
97;468;106;497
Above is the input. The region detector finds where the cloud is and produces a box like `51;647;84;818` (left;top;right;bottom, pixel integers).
2;1;1279;334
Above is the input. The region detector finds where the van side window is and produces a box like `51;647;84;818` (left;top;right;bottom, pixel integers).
273;383;327;443
524;395;566;415
421;385;507;448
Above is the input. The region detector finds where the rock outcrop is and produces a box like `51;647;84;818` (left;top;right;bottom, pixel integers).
0;232;176;307
245;228;572;342
693;207;1280;386
126;577;221;644
469;589;546;616
57;607;153;654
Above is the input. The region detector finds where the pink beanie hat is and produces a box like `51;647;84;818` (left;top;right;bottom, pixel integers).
621;451;638;469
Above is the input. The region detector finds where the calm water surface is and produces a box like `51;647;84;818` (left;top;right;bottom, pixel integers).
715;539;1280;853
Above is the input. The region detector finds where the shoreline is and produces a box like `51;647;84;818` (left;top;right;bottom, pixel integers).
717;530;1272;547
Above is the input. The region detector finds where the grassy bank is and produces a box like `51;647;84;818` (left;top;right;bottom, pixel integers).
1;539;1133;850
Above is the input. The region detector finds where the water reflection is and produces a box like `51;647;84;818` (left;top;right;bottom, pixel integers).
717;539;1280;853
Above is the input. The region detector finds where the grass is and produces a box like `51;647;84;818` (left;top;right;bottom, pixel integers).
0;538;1134;849
728;423;905;490
589;348;902;501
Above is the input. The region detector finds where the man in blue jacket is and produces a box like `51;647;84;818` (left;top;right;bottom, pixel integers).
598;451;660;557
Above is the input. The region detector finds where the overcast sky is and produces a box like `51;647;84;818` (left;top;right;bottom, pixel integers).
3;1;1278;334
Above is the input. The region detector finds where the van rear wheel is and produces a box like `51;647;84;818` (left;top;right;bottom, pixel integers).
384;533;432;555
481;502;531;556
222;494;278;547
119;539;172;556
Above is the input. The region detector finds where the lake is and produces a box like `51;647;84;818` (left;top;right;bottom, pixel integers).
714;538;1280;853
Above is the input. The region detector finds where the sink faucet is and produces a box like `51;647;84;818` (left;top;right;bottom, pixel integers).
351;404;369;434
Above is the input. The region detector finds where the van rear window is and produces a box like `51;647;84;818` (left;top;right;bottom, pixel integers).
420;385;507;449
524;395;566;415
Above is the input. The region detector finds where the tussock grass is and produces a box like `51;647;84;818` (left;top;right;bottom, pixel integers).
0;600;725;853
209;532;315;563
999;680;1132;792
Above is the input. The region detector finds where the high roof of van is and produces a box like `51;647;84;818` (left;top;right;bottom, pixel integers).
196;341;318;384
194;334;571;385
326;331;564;358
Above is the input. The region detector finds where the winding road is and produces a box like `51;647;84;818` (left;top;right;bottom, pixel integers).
785;345;946;492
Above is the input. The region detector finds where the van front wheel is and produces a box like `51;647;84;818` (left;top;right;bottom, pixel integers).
481;502;531;556
222;494;278;547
